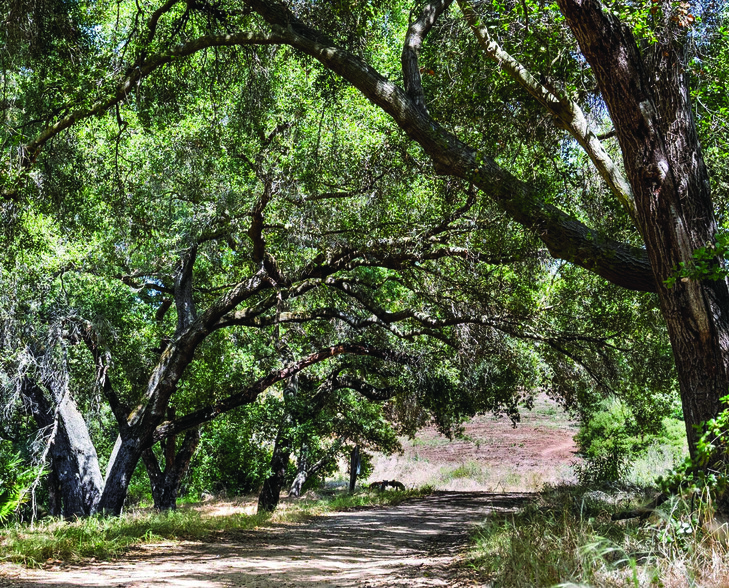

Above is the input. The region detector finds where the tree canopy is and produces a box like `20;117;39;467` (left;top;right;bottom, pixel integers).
1;0;727;514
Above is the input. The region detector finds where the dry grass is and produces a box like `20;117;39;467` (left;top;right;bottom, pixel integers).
467;485;729;588
369;394;579;493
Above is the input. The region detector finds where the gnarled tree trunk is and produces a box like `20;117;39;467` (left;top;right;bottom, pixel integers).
142;421;201;511
23;379;103;517
558;0;729;456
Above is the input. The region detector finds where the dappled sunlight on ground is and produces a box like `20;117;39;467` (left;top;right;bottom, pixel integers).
0;396;579;587
0;492;531;587
186;498;258;518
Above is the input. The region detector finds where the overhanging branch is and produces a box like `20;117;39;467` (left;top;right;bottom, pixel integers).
244;0;656;292
151;343;409;442
402;0;454;114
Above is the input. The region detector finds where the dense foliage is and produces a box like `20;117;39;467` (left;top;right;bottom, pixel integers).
0;0;727;517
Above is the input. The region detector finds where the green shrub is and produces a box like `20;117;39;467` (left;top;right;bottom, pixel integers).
0;441;38;522
660;395;729;514
185;411;273;497
575;398;640;484
575;397;684;485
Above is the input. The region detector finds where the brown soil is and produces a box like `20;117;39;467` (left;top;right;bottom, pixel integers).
371;394;579;491
0;396;577;587
1;492;532;588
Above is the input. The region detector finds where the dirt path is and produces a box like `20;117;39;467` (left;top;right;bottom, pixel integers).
0;492;532;588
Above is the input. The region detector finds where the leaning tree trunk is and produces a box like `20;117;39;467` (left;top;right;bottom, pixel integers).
95;436;145;515
288;439;344;498
559;0;729;457
23;379;103;517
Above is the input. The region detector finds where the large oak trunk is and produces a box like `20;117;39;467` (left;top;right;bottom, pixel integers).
559;0;729;456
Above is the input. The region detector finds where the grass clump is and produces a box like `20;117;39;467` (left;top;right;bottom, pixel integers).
442;461;489;483
313;485;434;511
467;484;729;588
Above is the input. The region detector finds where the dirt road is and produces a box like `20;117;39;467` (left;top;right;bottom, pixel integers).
0;492;532;588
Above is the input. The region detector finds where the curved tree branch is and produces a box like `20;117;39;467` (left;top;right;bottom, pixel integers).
333;374;396;402
151;343;410;442
6;2;656;292
243;0;655;292
457;0;636;221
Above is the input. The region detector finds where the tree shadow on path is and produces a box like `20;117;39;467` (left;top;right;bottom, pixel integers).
0;491;534;588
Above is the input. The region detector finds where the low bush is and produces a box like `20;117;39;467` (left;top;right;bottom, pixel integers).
660;395;729;515
576;397;686;486
0;442;40;523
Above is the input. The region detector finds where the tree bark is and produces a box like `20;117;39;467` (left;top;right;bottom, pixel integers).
46;465;62;517
288;445;308;499
349;445;360;493
558;0;729;455
23;379;103;517
257;431;291;513
142;425;201;511
257;373;298;514
96;436;144;515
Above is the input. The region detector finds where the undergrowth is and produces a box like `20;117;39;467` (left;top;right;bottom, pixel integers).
0;486;432;567
467;484;729;587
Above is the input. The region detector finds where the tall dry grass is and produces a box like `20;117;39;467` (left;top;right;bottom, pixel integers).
467;484;729;588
